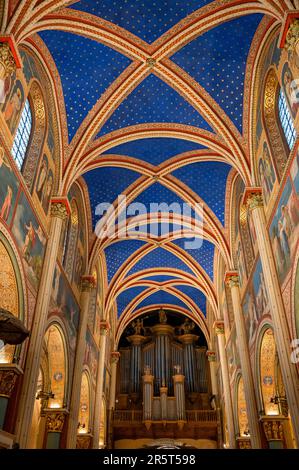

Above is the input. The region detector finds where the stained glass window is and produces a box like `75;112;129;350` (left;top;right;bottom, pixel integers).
11;99;32;170
278;89;296;150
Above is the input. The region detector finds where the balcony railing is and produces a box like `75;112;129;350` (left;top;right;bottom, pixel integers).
113;409;217;424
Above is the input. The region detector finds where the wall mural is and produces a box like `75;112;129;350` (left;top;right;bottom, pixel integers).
294;257;299;338
3;78;25;136
242;259;269;344
50;264;80;380
226;327;240;378
281;62;299;119
270;168;299;284
12;192;46;289
84;327;99;387
258;141;277;206
0;146;19;225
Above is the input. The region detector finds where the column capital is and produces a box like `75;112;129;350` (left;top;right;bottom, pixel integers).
110;351;120;364
80;275;96;292
99;321;110;336
206;350;216;362
260;416;286;442
0;35;22;79
213;320;225;335
242;187;263;212
225;271;240;288
44;409;68;433
279;13;299;51
0;364;22;398
50;197;71;220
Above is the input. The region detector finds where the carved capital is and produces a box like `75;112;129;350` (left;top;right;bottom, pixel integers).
76;434;92;449
206;350;216;362
285;18;299;52
50;197;71;220
261;417;284;442
81;275;96;292
110;351;120;364
242;188;263;212
0;365;22;397
45;410;67;433
100;321;110;336
236;437;252;449
213;321;225;335
0;42;16;80
225;271;240;289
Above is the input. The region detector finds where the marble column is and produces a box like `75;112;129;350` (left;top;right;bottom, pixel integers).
143;367;154;429
225;271;262;448
243;188;299;445
173;372;186;428
206;351;218;397
15;198;70;448
214;321;236;449
92;321;109;449
109;352;120;411
66;275;96;449
44;409;68;449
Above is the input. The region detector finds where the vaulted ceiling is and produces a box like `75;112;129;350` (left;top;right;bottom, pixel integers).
6;0;292;326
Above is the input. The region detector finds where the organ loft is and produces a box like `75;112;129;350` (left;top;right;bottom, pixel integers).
112;310;218;448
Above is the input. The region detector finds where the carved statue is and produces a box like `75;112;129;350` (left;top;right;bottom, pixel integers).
159;308;167;324
181;318;195;334
131;318;144;335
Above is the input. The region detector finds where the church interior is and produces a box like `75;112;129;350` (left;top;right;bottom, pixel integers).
1;0;299;450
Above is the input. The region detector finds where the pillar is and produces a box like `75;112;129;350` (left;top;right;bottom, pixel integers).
214;321;236;449
173;371;186;427
0;364;22;429
243;188;299;445
44;409;68;449
66;275;96;448
206;351;218;397
142;366;154;429
225;271;262;448
109;352;120;411
15;198;70;448
92;321;109;449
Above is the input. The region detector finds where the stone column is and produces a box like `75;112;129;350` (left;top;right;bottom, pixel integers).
109;352;120;411
225;271;262;448
92;321;109;449
15;198;70;448
214;321;236;449
44;409;68;449
243;188;299;445
66;275;96;449
206;351;218;397
0;364;22;429
143;367;154;429
173;372;186;429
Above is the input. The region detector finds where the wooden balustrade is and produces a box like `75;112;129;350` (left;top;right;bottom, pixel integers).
113;409;217;423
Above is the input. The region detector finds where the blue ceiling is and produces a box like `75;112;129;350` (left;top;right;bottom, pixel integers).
39;30;131;141
171;14;262;133
105;239;146;282
98;74;213;138
174;284;207;316
126;247;194;277
172;161;232;224
83;166;141;228
71;1;214;44
136;290;190;311
117;285;148;317
102;138;205;166
173;238;215;280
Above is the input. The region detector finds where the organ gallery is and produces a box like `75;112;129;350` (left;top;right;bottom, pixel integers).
0;0;299;452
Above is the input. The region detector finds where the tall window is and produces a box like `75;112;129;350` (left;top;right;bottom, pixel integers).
11;98;32;170
278;89;297;150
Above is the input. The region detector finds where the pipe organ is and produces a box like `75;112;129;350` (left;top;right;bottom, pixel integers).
117;310;210;422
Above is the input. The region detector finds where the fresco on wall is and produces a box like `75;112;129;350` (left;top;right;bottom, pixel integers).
12;192;46;289
294;258;299;338
0;147;19;225
258;141;276;206
270;177;299;283
291;150;299;195
236;240;246;288
84;328;99;386
243;259;269;344
226;327;240;377
3;79;25;135
36;155;48;201
282;62;299;118
0;70;15;107
50;265;80;374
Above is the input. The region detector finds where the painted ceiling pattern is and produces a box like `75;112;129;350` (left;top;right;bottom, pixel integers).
7;0;294;328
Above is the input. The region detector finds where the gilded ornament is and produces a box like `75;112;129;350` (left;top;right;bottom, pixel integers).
0;369;18;397
0;42;16;80
50;201;69;220
246;192;264;211
285;19;299;53
214;321;224;335
262;419;284;441
206;351;216;362
80;275;96;292
45;411;66;432
225;273;239;289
